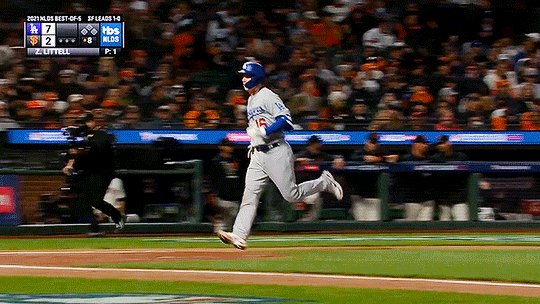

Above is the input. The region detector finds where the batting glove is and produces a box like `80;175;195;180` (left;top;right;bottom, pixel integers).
246;126;267;139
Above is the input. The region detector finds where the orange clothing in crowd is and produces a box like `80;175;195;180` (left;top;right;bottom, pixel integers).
410;90;434;105
491;116;507;130
172;32;195;57
309;22;342;48
520;112;540;130
434;123;461;131
184;109;220;129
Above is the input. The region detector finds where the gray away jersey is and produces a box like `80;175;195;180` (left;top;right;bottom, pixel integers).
246;87;292;146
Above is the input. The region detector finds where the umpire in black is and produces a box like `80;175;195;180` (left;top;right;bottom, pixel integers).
208;138;244;232
62;112;125;233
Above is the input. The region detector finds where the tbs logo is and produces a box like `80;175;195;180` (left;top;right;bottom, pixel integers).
102;26;119;35
100;23;122;47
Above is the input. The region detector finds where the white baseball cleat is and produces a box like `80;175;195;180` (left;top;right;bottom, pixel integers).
217;230;247;250
115;214;127;232
322;170;343;200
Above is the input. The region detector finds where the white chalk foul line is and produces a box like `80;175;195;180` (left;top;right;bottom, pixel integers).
0;249;196;255
1;264;539;290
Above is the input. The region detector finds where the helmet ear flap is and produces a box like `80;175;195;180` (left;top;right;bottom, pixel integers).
238;62;266;89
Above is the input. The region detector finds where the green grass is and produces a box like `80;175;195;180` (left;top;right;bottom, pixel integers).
2;277;540;304
1;233;540;250
3;235;540;303
87;248;540;283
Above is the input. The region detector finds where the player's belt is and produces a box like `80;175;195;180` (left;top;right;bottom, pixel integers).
254;142;280;153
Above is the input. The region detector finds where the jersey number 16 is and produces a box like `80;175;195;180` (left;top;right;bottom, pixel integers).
255;118;267;128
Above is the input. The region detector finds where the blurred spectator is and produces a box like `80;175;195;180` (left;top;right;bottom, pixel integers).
221;89;246;129
118;105;144;129
484;55;518;91
309;11;343;48
520;104;540;130
346;100;370;130
350;132;398;163
208;138;243;232
435;109;461;130
289;79;321;127
490;100;508;130
148;105;178;129
272;74;295;106
25;100;46;128
0;0;539;132
431;135;467;162
369;93;405;130
57;69;85;101
183;96;220;129
294;135;343;221
0;101;19;131
362;16;396;50
402;135;430;162
515;68;540;100
458;64;489;97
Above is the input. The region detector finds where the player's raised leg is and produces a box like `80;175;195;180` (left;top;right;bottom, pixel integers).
266;143;327;202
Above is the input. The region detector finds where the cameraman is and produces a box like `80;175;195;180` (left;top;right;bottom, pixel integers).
62;112;125;233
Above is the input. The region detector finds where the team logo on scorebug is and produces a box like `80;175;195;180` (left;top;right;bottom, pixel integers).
0;293;306;303
29;36;39;46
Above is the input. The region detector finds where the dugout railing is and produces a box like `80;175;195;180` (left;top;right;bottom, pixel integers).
0;160;203;231
261;161;540;224
3;160;540;235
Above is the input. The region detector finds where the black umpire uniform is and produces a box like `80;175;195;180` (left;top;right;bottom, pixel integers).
208;138;244;231
63;113;123;232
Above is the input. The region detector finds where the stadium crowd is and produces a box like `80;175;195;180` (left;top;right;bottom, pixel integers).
1;0;540;131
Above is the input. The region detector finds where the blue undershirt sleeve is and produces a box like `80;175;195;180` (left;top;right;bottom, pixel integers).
265;115;293;135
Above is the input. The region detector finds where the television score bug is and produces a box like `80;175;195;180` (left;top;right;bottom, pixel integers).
25;14;124;57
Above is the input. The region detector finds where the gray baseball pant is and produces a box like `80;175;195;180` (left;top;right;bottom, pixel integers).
232;142;326;239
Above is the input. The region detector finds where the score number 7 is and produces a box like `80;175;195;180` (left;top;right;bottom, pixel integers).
43;23;54;35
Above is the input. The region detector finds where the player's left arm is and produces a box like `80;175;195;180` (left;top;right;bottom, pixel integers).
263;97;293;135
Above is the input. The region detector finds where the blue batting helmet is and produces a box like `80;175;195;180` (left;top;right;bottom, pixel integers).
238;61;266;89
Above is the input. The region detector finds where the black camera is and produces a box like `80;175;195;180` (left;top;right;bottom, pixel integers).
62;112;93;142
62;125;89;141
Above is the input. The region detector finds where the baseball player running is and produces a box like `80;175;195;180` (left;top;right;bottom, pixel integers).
218;62;343;249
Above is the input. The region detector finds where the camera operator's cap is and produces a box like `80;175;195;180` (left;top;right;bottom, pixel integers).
219;137;234;147
67;94;83;103
308;135;322;144
414;135;428;144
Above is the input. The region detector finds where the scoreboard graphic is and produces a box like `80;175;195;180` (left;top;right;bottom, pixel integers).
25;15;123;57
